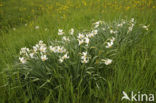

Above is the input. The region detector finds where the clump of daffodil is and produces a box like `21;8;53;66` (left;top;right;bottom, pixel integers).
18;18;150;86
16;18;150;97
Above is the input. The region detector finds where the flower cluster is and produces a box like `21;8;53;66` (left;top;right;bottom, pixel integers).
93;21;104;28
19;40;49;63
117;19;126;27
19;18;149;66
77;30;98;46
59;53;69;63
128;18;135;33
62;36;70;42
110;29;118;34
19;40;69;63
49;45;69;63
49;46;67;53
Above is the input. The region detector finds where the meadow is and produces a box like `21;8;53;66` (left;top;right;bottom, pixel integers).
0;0;156;103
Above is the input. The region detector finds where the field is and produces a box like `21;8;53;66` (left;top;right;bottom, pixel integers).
0;0;156;103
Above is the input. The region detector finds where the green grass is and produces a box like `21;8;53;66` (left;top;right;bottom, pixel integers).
0;0;156;103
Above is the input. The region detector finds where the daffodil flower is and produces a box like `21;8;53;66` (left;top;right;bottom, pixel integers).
81;52;89;63
78;39;84;45
35;26;39;29
62;53;69;59
19;57;26;64
58;29;64;35
29;53;34;58
69;28;74;35
39;46;47;53
77;33;85;39
62;36;70;42
101;59;112;65
85;37;89;45
142;25;149;31
41;55;48;61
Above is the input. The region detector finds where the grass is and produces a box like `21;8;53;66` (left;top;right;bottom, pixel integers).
0;0;156;103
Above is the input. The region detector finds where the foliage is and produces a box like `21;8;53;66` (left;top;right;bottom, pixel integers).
1;18;152;103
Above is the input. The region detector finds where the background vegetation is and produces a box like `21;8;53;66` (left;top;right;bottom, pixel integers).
0;0;155;103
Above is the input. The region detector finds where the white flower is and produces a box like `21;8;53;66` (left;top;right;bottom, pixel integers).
50;46;66;53
106;41;113;48
142;25;149;31
87;32;94;38
131;18;134;23
110;30;117;34
105;59;112;65
57;46;66;53
25;24;27;26
92;30;98;35
41;55;48;61
58;29;64;35
78;33;85;39
50;46;59;53
52;47;58;53
20;47;30;55
19;57;26;64
105;37;115;48
85;37;90;45
62;53;69;59
39;40;44;45
33;46;38;53
128;26;133;32
49;46;54;52
121;20;126;24
78;33;92;46
38;40;46;47
59;53;69;63
131;23;134;27
94;21;103;28
101;59;112;65
81;52;87;59
35;26;39;29
110;30;114;34
111;37;115;42
81;52;89;63
69;28;74;35
81;58;89;64
59;58;64;63
29;53;34;58
78;39;84;45
94;21;100;28
40;46;47;53
117;23;123;27
62;36;70;42
35;44;39;48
